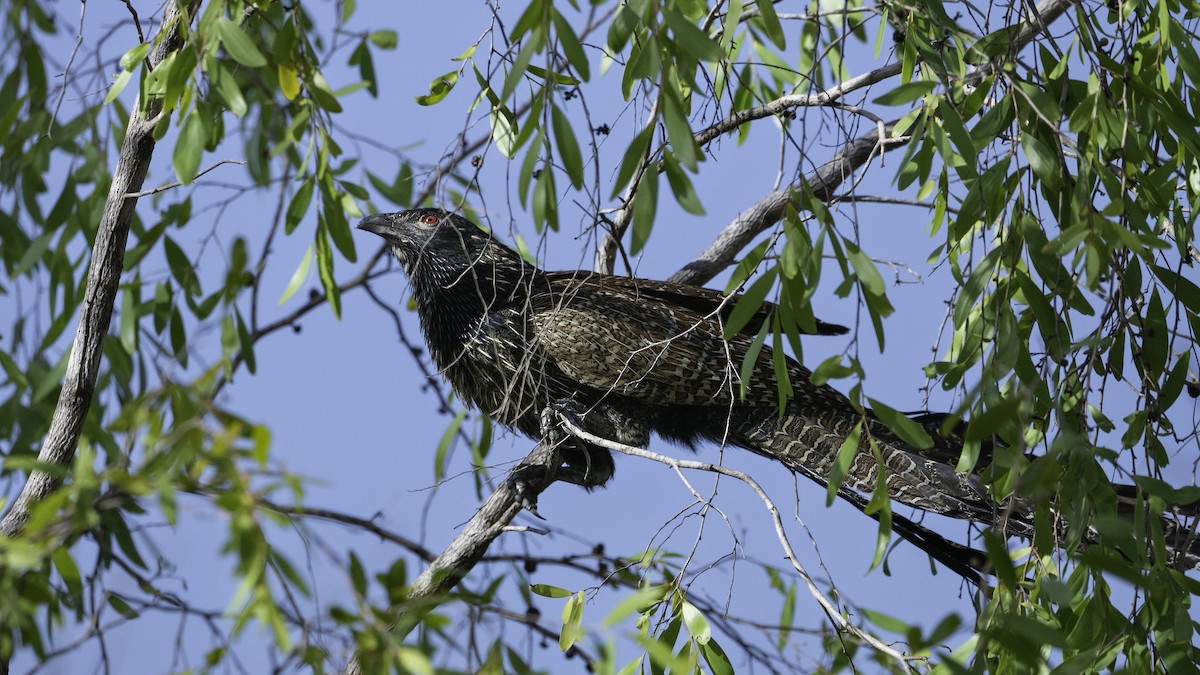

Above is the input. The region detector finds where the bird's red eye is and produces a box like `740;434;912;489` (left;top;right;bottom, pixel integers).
421;214;439;226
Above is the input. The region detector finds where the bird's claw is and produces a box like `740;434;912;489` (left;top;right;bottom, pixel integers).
507;465;548;519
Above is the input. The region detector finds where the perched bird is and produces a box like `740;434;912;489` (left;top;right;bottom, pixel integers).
359;208;1200;570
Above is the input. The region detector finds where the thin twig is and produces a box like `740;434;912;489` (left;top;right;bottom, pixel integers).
549;410;919;672
124;160;248;198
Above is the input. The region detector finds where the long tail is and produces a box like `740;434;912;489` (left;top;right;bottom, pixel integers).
727;405;1200;571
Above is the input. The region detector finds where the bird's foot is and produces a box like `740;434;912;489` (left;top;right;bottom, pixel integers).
506;463;550;519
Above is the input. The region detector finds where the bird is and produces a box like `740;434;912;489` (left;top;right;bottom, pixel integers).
358;208;1200;571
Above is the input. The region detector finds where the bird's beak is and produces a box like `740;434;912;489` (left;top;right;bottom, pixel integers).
357;213;394;237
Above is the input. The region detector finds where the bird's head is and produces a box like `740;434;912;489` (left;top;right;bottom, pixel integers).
357;208;493;272
357;208;537;303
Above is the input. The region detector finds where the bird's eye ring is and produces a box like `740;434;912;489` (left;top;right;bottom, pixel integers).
420;214;439;226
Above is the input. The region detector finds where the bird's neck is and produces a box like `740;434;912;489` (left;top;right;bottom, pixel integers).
409;255;540;368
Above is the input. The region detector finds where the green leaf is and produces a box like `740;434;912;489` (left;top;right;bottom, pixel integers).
286;177;315;234
826;423;862;506
530;584;573;599
681;601;711;644
210;59;247;117
874;80;937;106
867;398;934;450
560;591;585;652
700;638;734;675
104;69;134;105
630;170;658;254
434;409;467;482
604;585;667;625
108;594;140;619
236;309;256;374
368;29;398;49
173;112;206;184
52;548;83;598
119;42;150;71
724;268;776;338
491;104;517;158
663;153;705;215
663;9;724;62
552;9;589;81
1020;131;1062;189
550;104;584;189
526;64;579;86
321;181;357;262
861;608;912;635
754;0;785;49
607;4;641;53
315;226;340;319
120;284;138;354
846;243;885;296
416;70;459;106
216;18;267;68
662;87;700;171
611;125;653;199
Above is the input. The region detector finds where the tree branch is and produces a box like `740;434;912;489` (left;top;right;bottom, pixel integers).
669;123;905;286
0;0;201;539
343;443;561;675
670;0;1080;287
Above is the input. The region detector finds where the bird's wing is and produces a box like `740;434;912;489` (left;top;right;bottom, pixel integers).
529;274;789;407
544;272;849;337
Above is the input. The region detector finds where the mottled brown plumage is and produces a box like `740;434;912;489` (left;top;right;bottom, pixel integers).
359;208;1200;570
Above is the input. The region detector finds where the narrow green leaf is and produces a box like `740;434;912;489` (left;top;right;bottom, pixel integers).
867;398;934;449
415;71;458;106
630;170;658;253
550;104;584;188
530;584;573;599
560;591;585;652
754;0;786;49
119;42;150;70
285;177;314;234
104;70;134;105
53;548;83;598
663;9;724;62
349;551;367;596
611;125;653;199
874;80;937;106
662;87;700;170
681;601;711;644
491;104;518;158
663;153;705;215
604;585;667;625
846;243;886;296
277;243;312;305
216;18;267;68
1021;131;1062;189
700;638;734;675
368;30;398;49
108;594;140;619
724;268;776;338
315;226;340;318
172;112;206;184
826;423;862;506
210;59;247;117
552;8;589;81
236;310;256;374
433;409;467;482
120;284;138;354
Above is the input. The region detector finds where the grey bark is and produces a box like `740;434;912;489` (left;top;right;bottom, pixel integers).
0;2;200;538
